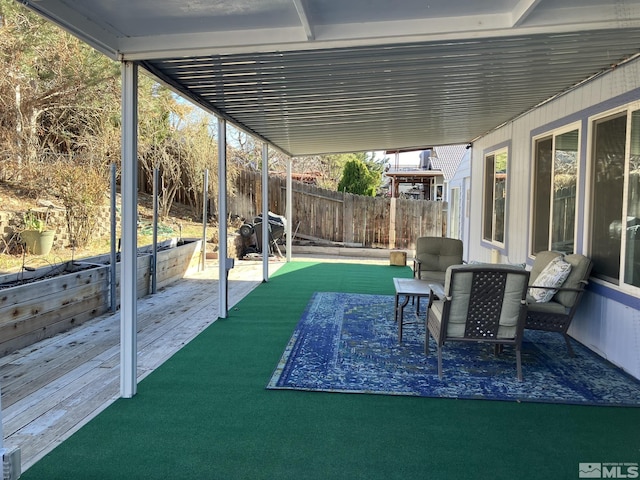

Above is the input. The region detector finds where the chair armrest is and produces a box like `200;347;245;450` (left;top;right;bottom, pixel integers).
413;258;422;279
428;283;445;299
528;285;585;293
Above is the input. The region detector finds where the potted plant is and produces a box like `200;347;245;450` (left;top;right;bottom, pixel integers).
20;209;55;255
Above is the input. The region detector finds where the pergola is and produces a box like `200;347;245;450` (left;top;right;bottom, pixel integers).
14;0;640;401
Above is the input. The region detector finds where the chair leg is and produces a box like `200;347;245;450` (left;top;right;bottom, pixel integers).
563;333;576;357
437;346;443;379
516;349;523;381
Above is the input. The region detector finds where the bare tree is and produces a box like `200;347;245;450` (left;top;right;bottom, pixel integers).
0;0;119;172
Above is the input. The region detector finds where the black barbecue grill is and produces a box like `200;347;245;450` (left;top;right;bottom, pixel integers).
239;212;286;256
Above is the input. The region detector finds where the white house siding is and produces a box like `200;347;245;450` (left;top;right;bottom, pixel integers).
467;56;640;379
448;149;471;260
574;294;640;379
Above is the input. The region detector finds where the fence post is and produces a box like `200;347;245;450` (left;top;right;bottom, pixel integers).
342;192;354;245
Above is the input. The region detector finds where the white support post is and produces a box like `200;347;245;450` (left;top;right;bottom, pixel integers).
218;119;228;318
262;143;269;282
120;61;138;398
286;158;292;262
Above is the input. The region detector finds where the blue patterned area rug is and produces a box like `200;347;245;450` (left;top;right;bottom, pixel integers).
267;292;640;406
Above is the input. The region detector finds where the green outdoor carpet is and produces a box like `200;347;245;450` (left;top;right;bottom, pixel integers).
22;261;640;480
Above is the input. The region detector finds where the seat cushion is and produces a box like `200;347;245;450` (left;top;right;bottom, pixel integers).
528;256;572;303
416;270;446;284
526;299;567;315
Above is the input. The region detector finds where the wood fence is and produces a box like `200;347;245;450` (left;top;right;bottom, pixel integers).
228;169;446;251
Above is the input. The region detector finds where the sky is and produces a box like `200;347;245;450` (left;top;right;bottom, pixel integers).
373;150;422;167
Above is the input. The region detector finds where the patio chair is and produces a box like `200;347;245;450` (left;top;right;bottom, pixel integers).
525;251;593;356
412;236;463;284
425;264;530;380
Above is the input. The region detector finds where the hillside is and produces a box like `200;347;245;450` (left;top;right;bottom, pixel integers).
0;181;215;274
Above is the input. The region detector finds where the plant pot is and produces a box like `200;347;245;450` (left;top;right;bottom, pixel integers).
20;230;55;255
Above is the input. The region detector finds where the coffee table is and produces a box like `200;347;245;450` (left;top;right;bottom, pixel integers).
393;278;444;343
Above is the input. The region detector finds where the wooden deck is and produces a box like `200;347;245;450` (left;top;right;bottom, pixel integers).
0;258;287;471
0;251;392;473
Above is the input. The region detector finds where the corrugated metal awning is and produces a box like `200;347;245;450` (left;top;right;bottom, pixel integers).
18;0;640;156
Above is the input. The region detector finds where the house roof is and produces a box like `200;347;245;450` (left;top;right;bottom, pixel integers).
19;0;640;157
432;145;467;181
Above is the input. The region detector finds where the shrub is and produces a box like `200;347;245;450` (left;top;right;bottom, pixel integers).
337;159;378;196
49;158;108;247
23;209;50;232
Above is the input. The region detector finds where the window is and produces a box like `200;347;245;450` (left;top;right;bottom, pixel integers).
482;148;507;245
531;128;579;255
450;187;460;239
590;106;640;288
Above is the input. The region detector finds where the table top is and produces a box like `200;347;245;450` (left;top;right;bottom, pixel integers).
393;278;444;298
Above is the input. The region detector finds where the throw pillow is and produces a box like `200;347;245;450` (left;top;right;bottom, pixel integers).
529;256;572;303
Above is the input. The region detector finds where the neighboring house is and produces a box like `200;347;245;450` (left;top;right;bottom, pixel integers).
384;145;465;200
465;55;640;380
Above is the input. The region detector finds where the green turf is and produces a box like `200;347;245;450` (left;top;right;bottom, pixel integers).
22;262;640;479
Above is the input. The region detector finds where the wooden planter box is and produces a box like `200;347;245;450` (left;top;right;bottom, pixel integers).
0;238;202;357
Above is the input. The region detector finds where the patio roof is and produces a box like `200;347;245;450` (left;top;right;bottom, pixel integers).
19;0;640;156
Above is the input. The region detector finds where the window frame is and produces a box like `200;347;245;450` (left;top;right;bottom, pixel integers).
482;147;508;248
529;123;581;257
586;101;640;293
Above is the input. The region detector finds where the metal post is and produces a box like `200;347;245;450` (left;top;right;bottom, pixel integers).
262;143;269;281
110;163;117;312
202;169;208;271
286;158;292;262
120;61;138;398
151;167;158;294
218;119;228;318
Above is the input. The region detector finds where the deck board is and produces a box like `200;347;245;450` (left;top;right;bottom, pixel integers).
0;259;282;471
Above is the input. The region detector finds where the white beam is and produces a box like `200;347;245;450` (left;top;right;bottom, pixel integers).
116;11;611;60
262;143;270;282
120;61;138;399
19;1;118;59
23;1;640;62
218;119;228;318
292;0;315;41
511;0;543;27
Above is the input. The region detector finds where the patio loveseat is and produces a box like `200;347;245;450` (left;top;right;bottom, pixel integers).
525;250;593;356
